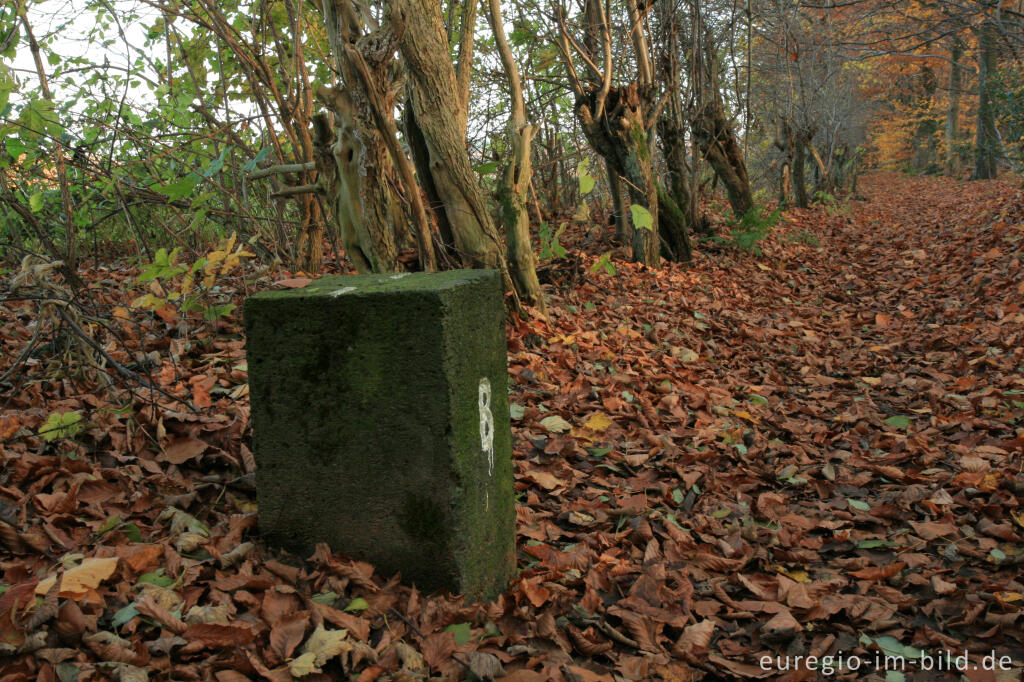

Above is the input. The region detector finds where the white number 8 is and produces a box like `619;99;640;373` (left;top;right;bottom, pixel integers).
478;378;494;476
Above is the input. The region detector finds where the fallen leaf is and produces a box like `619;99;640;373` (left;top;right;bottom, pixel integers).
35;557;119;599
158;437;208;464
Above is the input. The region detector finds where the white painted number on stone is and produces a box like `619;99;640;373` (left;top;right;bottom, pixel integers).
478;378;494;477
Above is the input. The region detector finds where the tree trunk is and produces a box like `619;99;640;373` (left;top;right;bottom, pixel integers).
655;3;693;263
575;85;659;266
691;100;754;218
774;118;795;207
972;20;1000;180
486;0;545;312
658;112;693;262
606;161;629;243
793;134;809;208
689;30;753;220
388;0;505;271
313;107;399;274
656;184;692;262
319;0;437;273
945;38;963;175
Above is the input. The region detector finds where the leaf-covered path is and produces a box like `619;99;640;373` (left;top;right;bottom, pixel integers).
1;173;1023;680
503;172;1024;680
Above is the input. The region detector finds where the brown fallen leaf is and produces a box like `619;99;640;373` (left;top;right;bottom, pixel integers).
158;437;208;464
35;556;119;599
269;610;309;662
849;562;906;581
674;618;715;655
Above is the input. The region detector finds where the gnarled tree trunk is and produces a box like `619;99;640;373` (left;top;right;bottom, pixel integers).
691;99;754;218
576;85;659;266
655;7;693;263
318;0;427;273
388;0;509;274
690;30;753;220
486;0;545;312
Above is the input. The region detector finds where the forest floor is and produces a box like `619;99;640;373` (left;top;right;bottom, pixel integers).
1;172;1023;681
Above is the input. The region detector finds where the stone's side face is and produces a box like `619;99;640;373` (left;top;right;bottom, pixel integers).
243;270;514;602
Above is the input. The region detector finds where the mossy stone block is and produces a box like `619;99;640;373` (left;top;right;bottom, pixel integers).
243;270;514;601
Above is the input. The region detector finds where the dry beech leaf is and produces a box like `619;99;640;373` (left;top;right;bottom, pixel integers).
157;437;208;464
36;557;119;599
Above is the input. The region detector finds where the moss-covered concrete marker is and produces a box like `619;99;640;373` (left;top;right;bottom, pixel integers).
243;270;515;602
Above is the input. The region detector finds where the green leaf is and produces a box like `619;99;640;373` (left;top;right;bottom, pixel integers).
445;623;472;645
121;523;142;542
5;136;25;160
884;415;912;429
39;411;83;442
153;172;202;201
343;597;369;612
671;488;684;504
203;303;236;321
29;192;43;213
577;159;595;194
589;252;616;276
20;98;63;141
97;516;121;535
509;403;525;420
201;150;226;177
630;204;653;231
242;146;271;173
990;548;1007;562
473;160;499;174
848;499;871;511
137;570;174;588
111;603;140;629
311;591;338;605
0;65;16;114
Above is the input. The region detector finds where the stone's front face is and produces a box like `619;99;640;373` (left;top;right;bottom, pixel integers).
243;270;515;602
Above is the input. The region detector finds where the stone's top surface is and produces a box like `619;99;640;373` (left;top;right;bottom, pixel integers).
247;269;501;302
